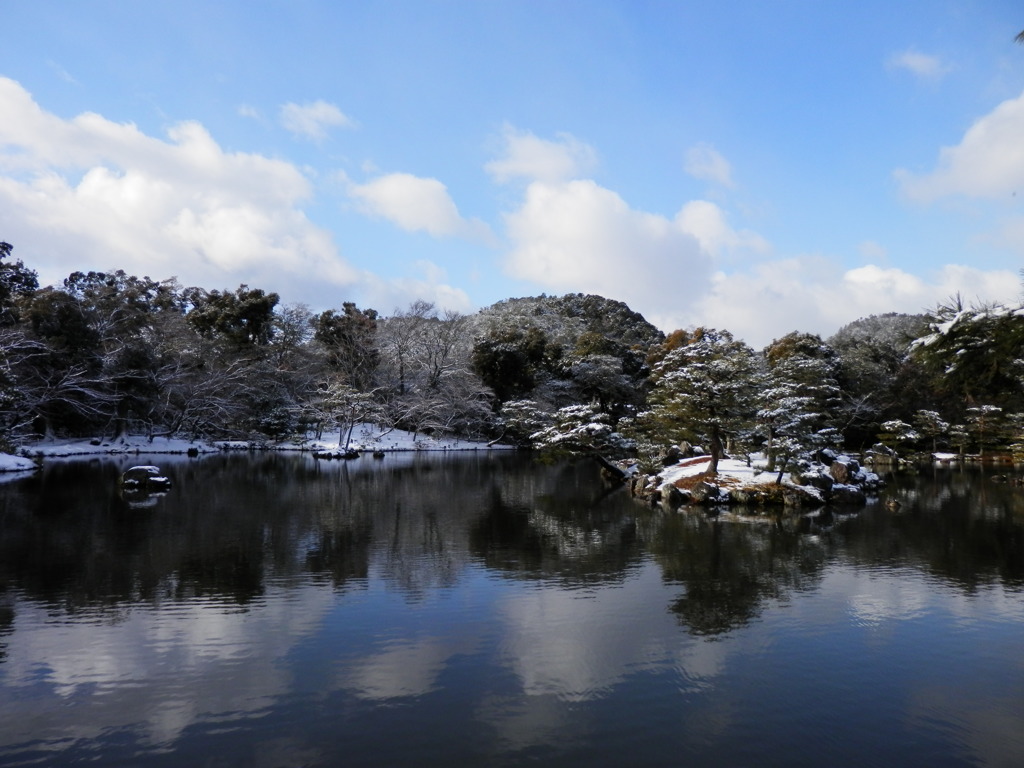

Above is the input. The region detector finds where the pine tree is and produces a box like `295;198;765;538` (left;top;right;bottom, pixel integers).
758;333;842;473
631;328;759;474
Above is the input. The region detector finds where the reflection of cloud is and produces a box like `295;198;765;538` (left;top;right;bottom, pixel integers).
848;580;929;627
476;693;584;755
496;564;727;702
341;638;462;700
0;584;336;750
478;562;736;755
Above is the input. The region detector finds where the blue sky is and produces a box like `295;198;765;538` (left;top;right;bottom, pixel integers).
2;0;1024;347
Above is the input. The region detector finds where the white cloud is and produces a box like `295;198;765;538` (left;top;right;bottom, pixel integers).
358;260;474;315
501;177;768;327
668;260;1021;349
46;60;77;84
886;49;952;80
345;171;493;242
0;76;357;296
858;240;888;263
503;179;709;298
675;200;769;258
897;90;1024;202
684;143;735;188
495;124;1022;349
237;103;260;120
486;125;598;184
279;99;354;141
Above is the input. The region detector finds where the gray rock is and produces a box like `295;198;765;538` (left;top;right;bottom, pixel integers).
120;465;171;490
661;484;687;511
830;484;867;506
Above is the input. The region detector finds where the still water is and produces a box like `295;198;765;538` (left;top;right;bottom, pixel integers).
0;452;1022;767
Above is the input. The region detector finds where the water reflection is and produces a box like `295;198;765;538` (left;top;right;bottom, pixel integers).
844;466;1024;589
0;454;1021;766
646;513;831;636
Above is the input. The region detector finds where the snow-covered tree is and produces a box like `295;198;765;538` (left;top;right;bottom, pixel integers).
376;303;493;439
829;313;928;443
912;296;1024;417
913;409;950;453
758;333;842;472
529;401;633;479
878;419;919;451
965;404;1004;458
631;328;759;474
302;378;380;449
495;399;553;447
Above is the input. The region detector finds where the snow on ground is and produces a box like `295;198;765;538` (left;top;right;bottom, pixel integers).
287;423;511;454
9;423;512;467
17;435;221;460
0;452;36;474
659;456;781;487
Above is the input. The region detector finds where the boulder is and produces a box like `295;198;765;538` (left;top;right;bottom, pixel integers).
830;484;867;506
829;457;860;484
660;483;687;511
120;465;171;491
690;481;730;505
796;470;835;497
630;474;649;497
660;445;683;466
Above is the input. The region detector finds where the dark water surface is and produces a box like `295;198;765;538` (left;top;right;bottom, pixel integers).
0;453;1022;767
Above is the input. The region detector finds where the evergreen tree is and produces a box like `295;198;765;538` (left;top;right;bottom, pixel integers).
313;302;380;391
758;333;842;473
912;297;1024;418
631;328;759;474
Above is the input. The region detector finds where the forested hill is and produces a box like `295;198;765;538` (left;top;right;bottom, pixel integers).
477;294;665;348
2;240;1024;468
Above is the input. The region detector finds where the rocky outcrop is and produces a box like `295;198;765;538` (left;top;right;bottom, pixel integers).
864;442;899;467
119;465;172;491
629;452;883;513
313;449;361;460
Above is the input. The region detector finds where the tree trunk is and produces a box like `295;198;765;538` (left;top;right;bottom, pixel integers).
587;449;629;483
708;427;723;475
765;427;777;472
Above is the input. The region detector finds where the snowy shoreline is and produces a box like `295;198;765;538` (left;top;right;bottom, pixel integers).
0;423;514;472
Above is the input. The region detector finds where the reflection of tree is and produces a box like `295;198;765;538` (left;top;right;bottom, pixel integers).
0;600;12;662
646;513;830;637
469;459;642;586
0;454;378;611
1;452;586;614
845;467;1024;591
304;523;372;588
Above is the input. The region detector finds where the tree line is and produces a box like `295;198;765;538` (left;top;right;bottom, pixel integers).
2;241;1022;469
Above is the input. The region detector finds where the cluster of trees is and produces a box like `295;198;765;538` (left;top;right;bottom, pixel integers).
503;296;1024;472
0;243;657;450
3;240;1023;468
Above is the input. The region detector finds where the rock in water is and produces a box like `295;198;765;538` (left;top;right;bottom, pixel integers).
120;465;172;490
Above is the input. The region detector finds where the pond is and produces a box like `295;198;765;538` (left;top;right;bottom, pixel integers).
0;452;1022;767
